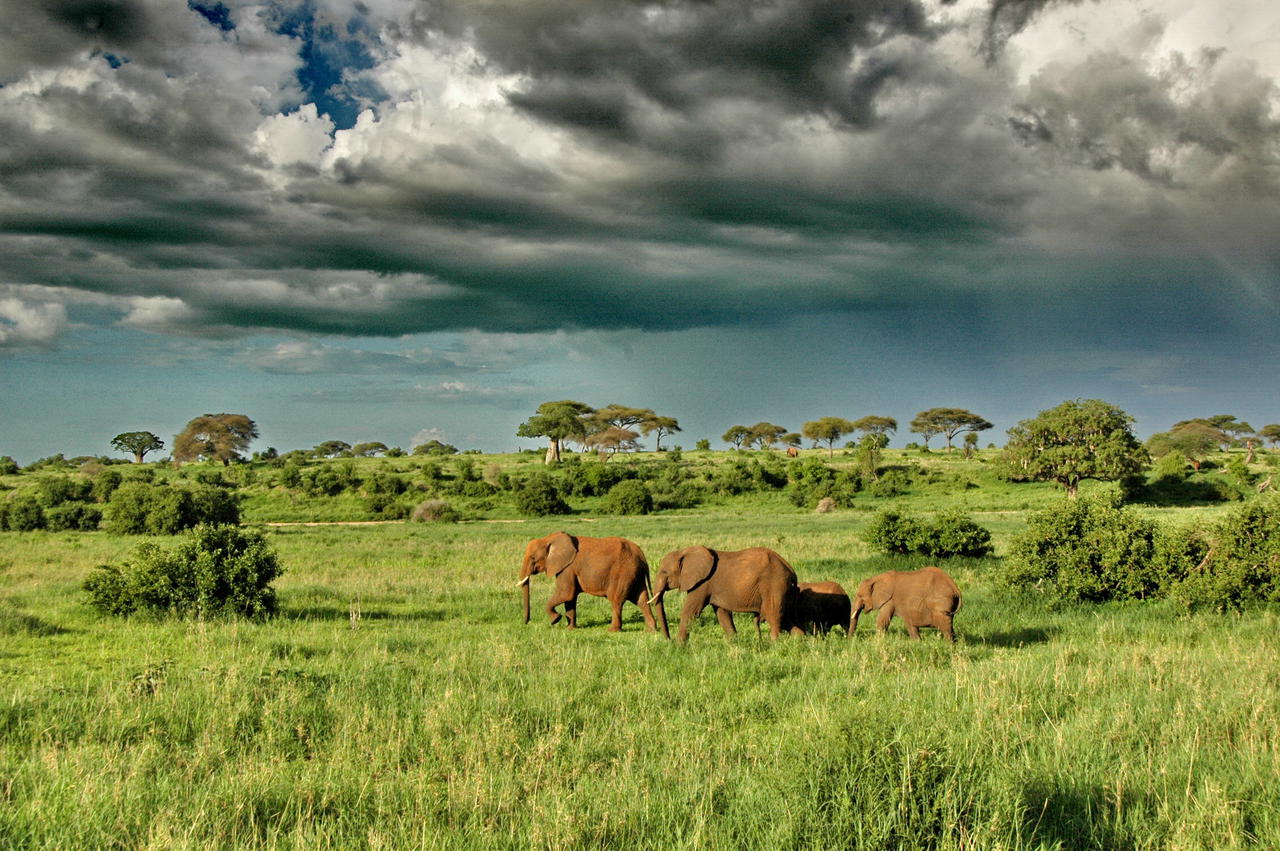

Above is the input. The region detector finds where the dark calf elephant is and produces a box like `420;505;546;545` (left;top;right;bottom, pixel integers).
850;566;962;641
754;581;851;636
517;532;658;632
650;545;800;643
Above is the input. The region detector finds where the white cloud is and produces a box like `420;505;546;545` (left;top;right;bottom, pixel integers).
252;103;335;170
0;298;67;348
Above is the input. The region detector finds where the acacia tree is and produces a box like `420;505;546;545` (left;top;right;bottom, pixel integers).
911;408;992;453
1002;399;1147;498
722;425;751;449
1147;422;1225;471
110;431;165;463
173;414;258;466
640;415;681;451
314;440;352;458
748;422;788;450
1261;424;1280;448
584;426;640;461
352;441;389;457
851;415;897;439
516;400;593;464
802;417;855;458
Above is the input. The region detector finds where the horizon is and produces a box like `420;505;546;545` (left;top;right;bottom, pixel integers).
3;0;1277;465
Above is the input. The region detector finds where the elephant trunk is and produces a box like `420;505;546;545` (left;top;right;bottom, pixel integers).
650;576;671;640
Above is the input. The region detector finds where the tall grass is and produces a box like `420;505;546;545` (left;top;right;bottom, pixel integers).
2;514;1278;848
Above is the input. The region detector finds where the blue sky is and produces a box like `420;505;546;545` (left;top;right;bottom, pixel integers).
1;0;1278;463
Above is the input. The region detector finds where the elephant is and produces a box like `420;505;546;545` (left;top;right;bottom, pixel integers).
753;581;850;636
649;545;800;643
517;532;658;632
850;566;961;641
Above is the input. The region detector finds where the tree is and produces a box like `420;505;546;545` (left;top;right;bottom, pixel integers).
855;432;889;479
314;440;352;458
588;404;654;434
1261;424;1280;448
851;416;897;438
173;414;258;466
1002;399;1148;498
110;431;165;464
911;408;992;453
516;400;593;464
722;425;751;449
963;432;979;459
352;441;389;457
748;422;788;450
1147;422;1225;471
584;426;640;461
802;417;856;458
640;415;681;451
412;439;458;456
780;432;802;449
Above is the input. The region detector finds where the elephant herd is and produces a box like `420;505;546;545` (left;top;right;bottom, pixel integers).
516;531;962;644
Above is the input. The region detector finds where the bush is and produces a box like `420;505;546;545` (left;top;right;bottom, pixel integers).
1173;497;1280;611
410;499;460;523
917;509;994;558
2;495;46;531
0;456;19;475
83;525;282;619
44;503;103;532
102;482;238;535
604;480;653;515
862;509;926;555
515;474;571;516
863;509;993;559
1003;496;1164;602
91;469;124;502
34;476;91;508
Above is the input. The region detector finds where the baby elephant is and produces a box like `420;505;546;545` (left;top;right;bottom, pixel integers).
761;581;851;636
851;566;961;641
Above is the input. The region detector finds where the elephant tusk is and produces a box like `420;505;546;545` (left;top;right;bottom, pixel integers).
516;577;530;587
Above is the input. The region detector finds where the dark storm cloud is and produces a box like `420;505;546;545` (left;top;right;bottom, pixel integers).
980;0;1095;63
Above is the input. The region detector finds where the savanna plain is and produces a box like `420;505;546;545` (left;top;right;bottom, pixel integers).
1;449;1278;849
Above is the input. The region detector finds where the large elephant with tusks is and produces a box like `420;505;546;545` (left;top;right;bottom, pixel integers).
517;531;658;632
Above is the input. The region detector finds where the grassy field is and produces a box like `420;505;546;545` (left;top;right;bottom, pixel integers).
3;495;1279;849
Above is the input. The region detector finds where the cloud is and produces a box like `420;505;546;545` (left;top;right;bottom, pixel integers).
0;297;68;348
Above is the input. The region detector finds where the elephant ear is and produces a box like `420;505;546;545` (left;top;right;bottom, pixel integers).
677;547;716;592
545;531;579;576
869;576;894;609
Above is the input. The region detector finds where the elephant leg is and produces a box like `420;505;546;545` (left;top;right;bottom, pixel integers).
629;582;658;632
906;622;921;640
607;590;624;632
545;586;573;626
677;592;710;644
714;606;736;638
564;594;578;628
933;613;955;642
875;603;895;635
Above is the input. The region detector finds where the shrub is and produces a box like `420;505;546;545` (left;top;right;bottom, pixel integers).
102;482;238;534
917;509;994;558
91;469;124;502
1173;497;1280;611
2;495;46;531
1003;496;1164;602
83;525;282;619
862;509;926;555
34;476;91;508
863;509;993;559
868;468;911;498
604;480;653;515
0;456;19;475
410;499;460;523
44;503;103;532
363;471;407;496
187;484;241;527
515;474;571;516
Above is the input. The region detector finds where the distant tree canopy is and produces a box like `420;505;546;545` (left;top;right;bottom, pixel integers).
110;431;165;464
584;426;640;461
1173;415;1259;461
747;422;788;450
641;415;681;451
413;439;459;456
851;415;897;438
517;400;593;464
722;425;751;449
1003;399;1147;498
314;440;352;458
352;441;389;457
911;408;992;452
1261;424;1280;447
173;414;258;466
1148;422;1226;471
802;417;855;457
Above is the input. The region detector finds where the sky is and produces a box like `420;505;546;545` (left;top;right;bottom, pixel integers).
1;0;1277;463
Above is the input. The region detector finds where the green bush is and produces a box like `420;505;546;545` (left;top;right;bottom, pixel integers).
603;480;653;515
515;474;571;516
83;525;282;619
1173;497;1280;611
102;482;239;535
1003;496;1164;602
863;508;993;559
0;456;19;475
862;509;924;554
787;457;862;508
34;475;92;508
2;495;46;531
44;503;103;532
91;469;124;502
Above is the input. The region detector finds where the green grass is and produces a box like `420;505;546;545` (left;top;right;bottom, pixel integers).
3;507;1279;849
